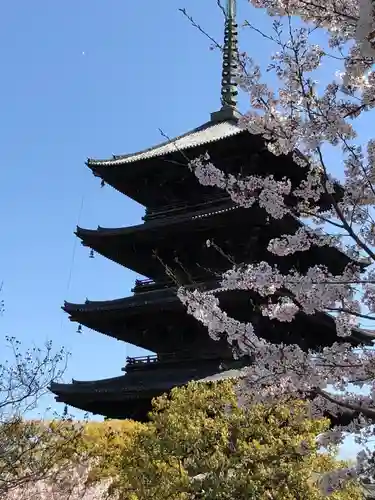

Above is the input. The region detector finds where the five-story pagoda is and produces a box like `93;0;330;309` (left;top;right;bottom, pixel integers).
50;0;375;421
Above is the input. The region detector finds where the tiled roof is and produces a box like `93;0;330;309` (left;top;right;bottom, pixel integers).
75;200;240;240
199;367;248;382
87;119;243;167
50;366;246;397
63;281;219;314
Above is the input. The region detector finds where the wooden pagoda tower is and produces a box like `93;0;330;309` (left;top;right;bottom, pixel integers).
50;0;375;421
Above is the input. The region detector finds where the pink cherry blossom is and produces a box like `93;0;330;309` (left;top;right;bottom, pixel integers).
182;0;375;493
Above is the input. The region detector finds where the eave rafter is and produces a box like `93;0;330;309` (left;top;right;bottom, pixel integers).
62;288;375;349
73;212;365;286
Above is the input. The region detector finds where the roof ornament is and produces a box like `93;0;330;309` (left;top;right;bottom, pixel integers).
211;0;240;122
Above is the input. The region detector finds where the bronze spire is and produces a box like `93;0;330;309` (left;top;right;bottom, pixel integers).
211;0;240;122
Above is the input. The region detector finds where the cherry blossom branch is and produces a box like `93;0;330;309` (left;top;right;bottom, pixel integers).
314;387;375;420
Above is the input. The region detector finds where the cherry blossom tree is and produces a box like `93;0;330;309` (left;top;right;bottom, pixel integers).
178;0;375;493
0;333;88;498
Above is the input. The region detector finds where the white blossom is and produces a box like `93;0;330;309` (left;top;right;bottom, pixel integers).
180;0;375;494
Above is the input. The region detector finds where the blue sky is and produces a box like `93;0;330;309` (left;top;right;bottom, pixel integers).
0;0;369;457
0;0;261;418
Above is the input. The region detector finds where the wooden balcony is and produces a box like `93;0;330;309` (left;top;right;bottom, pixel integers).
121;352;230;373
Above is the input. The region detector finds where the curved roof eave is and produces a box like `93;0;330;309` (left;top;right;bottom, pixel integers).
86;119;243;167
63;294;179;315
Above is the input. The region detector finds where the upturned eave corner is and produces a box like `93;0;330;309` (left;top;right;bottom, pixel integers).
75;225;97;239
85;159;105;181
61;301;79;315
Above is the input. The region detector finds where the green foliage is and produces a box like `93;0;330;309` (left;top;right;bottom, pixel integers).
98;380;363;500
6;383;361;499
78;419;146;484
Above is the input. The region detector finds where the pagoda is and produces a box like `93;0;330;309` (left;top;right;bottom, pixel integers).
50;0;375;421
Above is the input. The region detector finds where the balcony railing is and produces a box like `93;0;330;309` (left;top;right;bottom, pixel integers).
133;278;155;289
123;352;225;372
131;279;173;294
126;355;158;365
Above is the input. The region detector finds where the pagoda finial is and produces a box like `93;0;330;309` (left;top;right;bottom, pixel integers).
211;0;240;122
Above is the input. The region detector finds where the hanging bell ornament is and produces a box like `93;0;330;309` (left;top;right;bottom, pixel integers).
77;324;82;334
89;249;95;259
